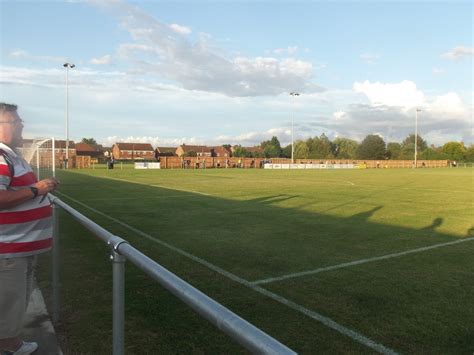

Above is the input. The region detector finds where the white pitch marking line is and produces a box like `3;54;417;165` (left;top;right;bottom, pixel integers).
251;285;398;355
57;191;398;355
251;237;474;285
81;195;197;202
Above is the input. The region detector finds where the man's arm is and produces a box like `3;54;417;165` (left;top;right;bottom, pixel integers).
0;177;60;210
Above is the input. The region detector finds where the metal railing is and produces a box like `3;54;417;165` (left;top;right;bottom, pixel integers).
49;195;296;355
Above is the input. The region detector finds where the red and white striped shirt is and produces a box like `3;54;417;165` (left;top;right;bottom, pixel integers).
0;143;52;258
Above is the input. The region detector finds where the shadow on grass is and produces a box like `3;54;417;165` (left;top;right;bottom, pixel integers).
421;217;444;232
37;171;474;354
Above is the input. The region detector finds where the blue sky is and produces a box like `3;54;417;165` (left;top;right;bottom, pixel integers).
1;0;472;147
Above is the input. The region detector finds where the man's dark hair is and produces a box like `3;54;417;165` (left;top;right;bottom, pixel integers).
0;103;18;113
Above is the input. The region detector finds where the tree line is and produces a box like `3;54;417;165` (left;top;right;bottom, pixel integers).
231;134;474;162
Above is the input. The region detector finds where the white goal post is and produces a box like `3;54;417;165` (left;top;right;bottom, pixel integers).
17;137;57;179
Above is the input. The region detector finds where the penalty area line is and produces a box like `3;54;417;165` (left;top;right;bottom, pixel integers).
251;236;474;285
56;191;398;355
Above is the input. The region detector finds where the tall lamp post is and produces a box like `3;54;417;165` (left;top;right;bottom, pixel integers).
63;62;75;169
414;108;421;169
290;92;300;163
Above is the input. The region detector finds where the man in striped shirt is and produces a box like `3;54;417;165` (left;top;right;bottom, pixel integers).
0;103;59;355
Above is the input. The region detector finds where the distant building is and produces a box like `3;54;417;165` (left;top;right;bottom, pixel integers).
211;146;232;157
75;142;102;158
112;143;155;160
155;147;178;157
176;144;213;157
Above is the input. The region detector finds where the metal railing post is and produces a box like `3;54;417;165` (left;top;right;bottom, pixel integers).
109;236;127;355
52;202;60;323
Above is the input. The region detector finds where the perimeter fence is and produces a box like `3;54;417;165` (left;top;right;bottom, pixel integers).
149;157;450;169
48;195;297;355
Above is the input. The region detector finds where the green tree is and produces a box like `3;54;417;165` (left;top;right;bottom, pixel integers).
399;134;427;159
281;144;292;158
81;137;98;146
399;143;416;160
251;150;264;158
386;142;402;159
184;151;197;157
307;134;334;159
333;137;358;159
222;144;231;150
402;134;428;152
357;134;386;159
261;136;282;158
294;140;309;159
419;147;449;160
465;145;474;162
232;145;248;157
442;141;466;161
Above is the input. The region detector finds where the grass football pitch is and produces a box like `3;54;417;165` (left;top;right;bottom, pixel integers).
38;167;474;354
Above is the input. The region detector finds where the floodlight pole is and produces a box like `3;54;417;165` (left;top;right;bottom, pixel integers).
290;92;300;163
414;108;421;169
63;63;75;169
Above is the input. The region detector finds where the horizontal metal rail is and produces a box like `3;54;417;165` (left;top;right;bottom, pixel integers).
51;195;296;354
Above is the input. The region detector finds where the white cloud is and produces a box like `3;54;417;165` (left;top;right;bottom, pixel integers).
169;23;191;35
4;62;470;147
101;130;295;148
360;53;381;64
0;66;64;87
441;46;474;60
353;80;425;109
87;0;318;97
283;83;471;145
432;67;445;75
352;80;469;122
333;111;346;119
9;49;29;58
90;55;112;65
273;46;298;55
215;127;293;146
428;92;466;116
8;49;67;63
102;136;202;148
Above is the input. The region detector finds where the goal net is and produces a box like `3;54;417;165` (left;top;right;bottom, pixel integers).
17;137;57;180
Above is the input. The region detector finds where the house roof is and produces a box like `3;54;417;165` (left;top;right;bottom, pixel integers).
114;143;154;151
211;146;232;154
75;142;99;153
156;147;177;153
179;145;212;153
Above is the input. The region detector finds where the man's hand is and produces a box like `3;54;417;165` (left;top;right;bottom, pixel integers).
33;177;60;195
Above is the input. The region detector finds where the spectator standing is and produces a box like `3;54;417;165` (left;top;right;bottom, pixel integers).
0;103;59;354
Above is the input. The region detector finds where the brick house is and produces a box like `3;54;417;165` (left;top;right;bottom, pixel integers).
112;143;155;160
176;144;213;157
75;142;103;158
155;147;178;157
211;146;232;157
